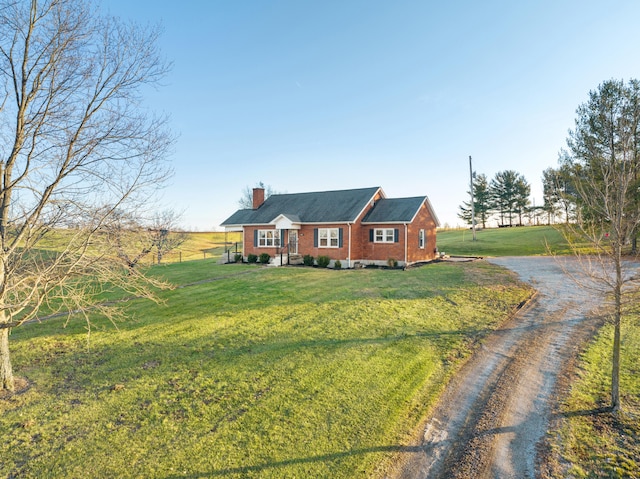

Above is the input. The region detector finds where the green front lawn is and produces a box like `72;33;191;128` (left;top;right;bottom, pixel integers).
1;260;531;478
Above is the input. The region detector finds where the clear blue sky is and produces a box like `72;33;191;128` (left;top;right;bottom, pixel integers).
105;0;640;230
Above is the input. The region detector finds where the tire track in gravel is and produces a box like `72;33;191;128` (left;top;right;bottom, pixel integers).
388;256;605;479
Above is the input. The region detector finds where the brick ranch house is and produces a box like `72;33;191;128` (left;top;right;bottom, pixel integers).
220;186;440;268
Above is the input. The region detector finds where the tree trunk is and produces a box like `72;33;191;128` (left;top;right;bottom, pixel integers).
0;320;14;392
611;313;621;412
611;240;623;412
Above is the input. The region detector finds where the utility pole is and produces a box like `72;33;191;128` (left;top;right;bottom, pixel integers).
469;156;477;241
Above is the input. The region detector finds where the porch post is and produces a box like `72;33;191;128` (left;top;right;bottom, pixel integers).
348;223;352;268
404;223;408;266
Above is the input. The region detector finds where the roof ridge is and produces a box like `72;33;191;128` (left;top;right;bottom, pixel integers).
269;186;380;197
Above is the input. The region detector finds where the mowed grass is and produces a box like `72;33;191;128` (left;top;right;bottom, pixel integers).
436;225;572;256
1;260;532;478
160;231;243;263
548;304;640;478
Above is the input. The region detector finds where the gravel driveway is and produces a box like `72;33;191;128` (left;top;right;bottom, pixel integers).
389;256;607;479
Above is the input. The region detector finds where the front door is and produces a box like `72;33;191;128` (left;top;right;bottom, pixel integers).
289;230;298;254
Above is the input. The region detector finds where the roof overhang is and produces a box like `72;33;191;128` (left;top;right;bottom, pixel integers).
424;197;441;227
270;214;301;230
361;221;410;225
223;225;244;232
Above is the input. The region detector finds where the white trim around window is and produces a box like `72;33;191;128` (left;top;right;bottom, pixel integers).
374;228;395;243
419;229;425;249
318;228;339;248
258;229;281;247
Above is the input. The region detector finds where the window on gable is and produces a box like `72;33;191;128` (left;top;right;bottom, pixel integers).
419;229;425;249
258;229;280;247
318;228;339;248
374;228;395;243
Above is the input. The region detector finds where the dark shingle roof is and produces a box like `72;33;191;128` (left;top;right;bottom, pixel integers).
221;187;380;226
361;197;426;223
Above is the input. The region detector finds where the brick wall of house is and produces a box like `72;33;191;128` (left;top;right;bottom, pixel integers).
349;190;383;261
358;201;438;265
406;202;438;263
359;224;407;264
243;225;277;258
297;224;349;260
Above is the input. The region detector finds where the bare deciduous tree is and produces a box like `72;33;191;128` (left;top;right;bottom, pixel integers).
0;0;173;391
238;182;278;209
104;209;187;270
103;210;155;273
150;210;188;265
560;78;640;412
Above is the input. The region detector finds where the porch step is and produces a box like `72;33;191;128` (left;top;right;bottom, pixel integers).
271;253;304;266
289;254;304;265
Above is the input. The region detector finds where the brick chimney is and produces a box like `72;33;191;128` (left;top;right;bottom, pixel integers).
252;187;265;209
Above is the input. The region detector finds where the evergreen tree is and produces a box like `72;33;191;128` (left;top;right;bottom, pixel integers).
458;173;491;227
514;175;531;225
490;170;529;226
541;168;561;224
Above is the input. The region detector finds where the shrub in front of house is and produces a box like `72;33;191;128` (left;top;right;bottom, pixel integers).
234;253;243;263
247;254;258;263
303;254;314;266
259;253;271;264
317;256;330;268
387;258;398;268
334;260;342;269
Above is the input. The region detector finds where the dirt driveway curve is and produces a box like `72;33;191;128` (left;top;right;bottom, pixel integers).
388;256;606;479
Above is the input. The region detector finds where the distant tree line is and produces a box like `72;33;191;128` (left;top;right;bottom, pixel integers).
458;170;531;227
457;157;632;228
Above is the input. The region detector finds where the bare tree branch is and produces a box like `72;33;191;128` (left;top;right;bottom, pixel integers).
0;0;174;392
556;78;640;411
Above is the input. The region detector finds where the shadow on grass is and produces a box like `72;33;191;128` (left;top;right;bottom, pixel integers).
161;444;425;478
556;406;613;418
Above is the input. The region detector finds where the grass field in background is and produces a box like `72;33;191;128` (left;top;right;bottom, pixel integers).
436;225;572;256
1;260;532;478
33;229;243;265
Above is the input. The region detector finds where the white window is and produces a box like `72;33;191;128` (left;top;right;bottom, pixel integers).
318;228;339;248
374;228;395;243
258;229;280;247
419;229;425;249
